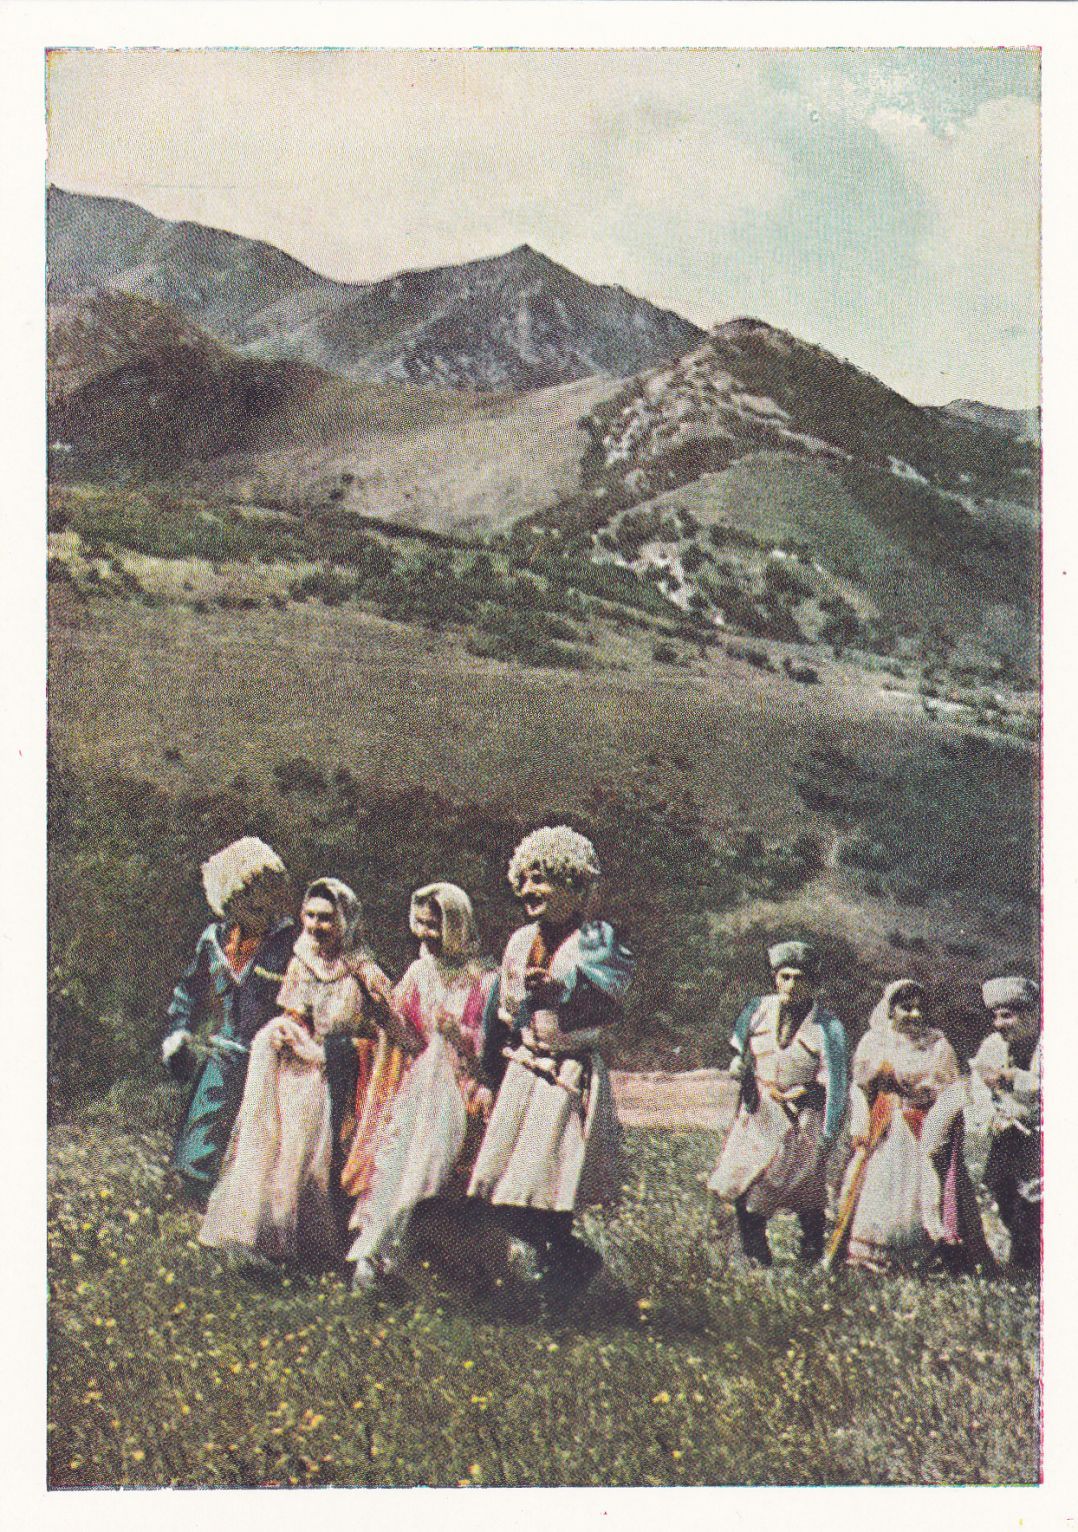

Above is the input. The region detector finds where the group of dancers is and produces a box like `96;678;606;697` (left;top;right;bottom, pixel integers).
161;828;1040;1293
709;949;1040;1274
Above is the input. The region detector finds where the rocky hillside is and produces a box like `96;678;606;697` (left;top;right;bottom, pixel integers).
48;187;704;391
523;318;1039;663
938;399;1041;446
569;318;1038;513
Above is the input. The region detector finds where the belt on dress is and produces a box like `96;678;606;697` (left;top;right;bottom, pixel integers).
502;1042;589;1098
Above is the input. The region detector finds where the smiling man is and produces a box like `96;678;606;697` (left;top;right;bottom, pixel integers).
467;825;634;1294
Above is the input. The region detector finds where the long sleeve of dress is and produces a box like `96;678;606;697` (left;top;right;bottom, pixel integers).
165;932;211;1039
924;1038;961;1098
851;1031;882;1092
372;998;425;1057
848;1082;872;1141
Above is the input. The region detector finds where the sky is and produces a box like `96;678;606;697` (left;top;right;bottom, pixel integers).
46;47;1039;408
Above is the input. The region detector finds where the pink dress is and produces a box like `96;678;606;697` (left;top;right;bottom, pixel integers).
346;954;496;1276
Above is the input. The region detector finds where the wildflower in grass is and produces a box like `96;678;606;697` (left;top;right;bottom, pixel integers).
652;1391;671;1405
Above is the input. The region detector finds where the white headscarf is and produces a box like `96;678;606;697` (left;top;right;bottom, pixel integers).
868;978;927;1034
410;882;481;975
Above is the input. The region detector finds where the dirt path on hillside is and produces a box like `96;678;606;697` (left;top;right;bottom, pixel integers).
609;1069;738;1132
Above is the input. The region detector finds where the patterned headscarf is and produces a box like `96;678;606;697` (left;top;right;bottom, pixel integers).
410;882;481;972
303;877;367;958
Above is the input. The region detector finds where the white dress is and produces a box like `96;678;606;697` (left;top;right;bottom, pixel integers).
467;923;624;1213
199;941;368;1264
839;1025;964;1267
708;998;836;1216
347;955;495;1275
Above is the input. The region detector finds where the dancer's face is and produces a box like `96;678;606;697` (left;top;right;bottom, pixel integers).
774;966;812;1011
413;899;443;954
891;991;927;1033
302;896;341;957
992;1004;1039;1047
517;864;582;926
225;874;283;936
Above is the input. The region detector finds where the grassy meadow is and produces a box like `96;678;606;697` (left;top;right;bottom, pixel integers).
46;481;1040;1488
48;1094;1038;1489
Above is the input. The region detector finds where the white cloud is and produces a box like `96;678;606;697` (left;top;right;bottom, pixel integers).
869;96;1039;293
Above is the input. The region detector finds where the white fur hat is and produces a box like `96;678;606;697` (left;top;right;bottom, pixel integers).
768;939;819;977
201;837;287;917
982;975;1039;1010
507;825;601;892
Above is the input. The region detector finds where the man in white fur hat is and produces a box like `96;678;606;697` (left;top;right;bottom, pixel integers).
468;825;634;1293
970;975;1041;1272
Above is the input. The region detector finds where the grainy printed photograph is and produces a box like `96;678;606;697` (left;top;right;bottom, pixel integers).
43;39;1041;1490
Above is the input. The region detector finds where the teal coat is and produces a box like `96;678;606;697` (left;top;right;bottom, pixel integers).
163;918;297;1202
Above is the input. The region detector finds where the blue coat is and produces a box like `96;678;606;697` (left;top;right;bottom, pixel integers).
163;918;297;1200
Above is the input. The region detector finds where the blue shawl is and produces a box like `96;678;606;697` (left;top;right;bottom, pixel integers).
515;920;635;1036
731;996;848;1142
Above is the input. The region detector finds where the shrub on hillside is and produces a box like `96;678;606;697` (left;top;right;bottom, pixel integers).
272;757;328;796
763;558;811;601
289;567;357;606
794;736;1038;929
727;643;774;672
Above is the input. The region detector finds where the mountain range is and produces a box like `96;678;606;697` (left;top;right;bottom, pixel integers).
47;186;1039;664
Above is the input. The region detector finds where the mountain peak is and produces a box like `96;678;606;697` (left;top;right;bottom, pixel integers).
48;189;705;393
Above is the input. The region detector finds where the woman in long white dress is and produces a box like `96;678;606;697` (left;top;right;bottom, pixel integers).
199;878;412;1267
829;979;992;1273
347;882;497;1289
